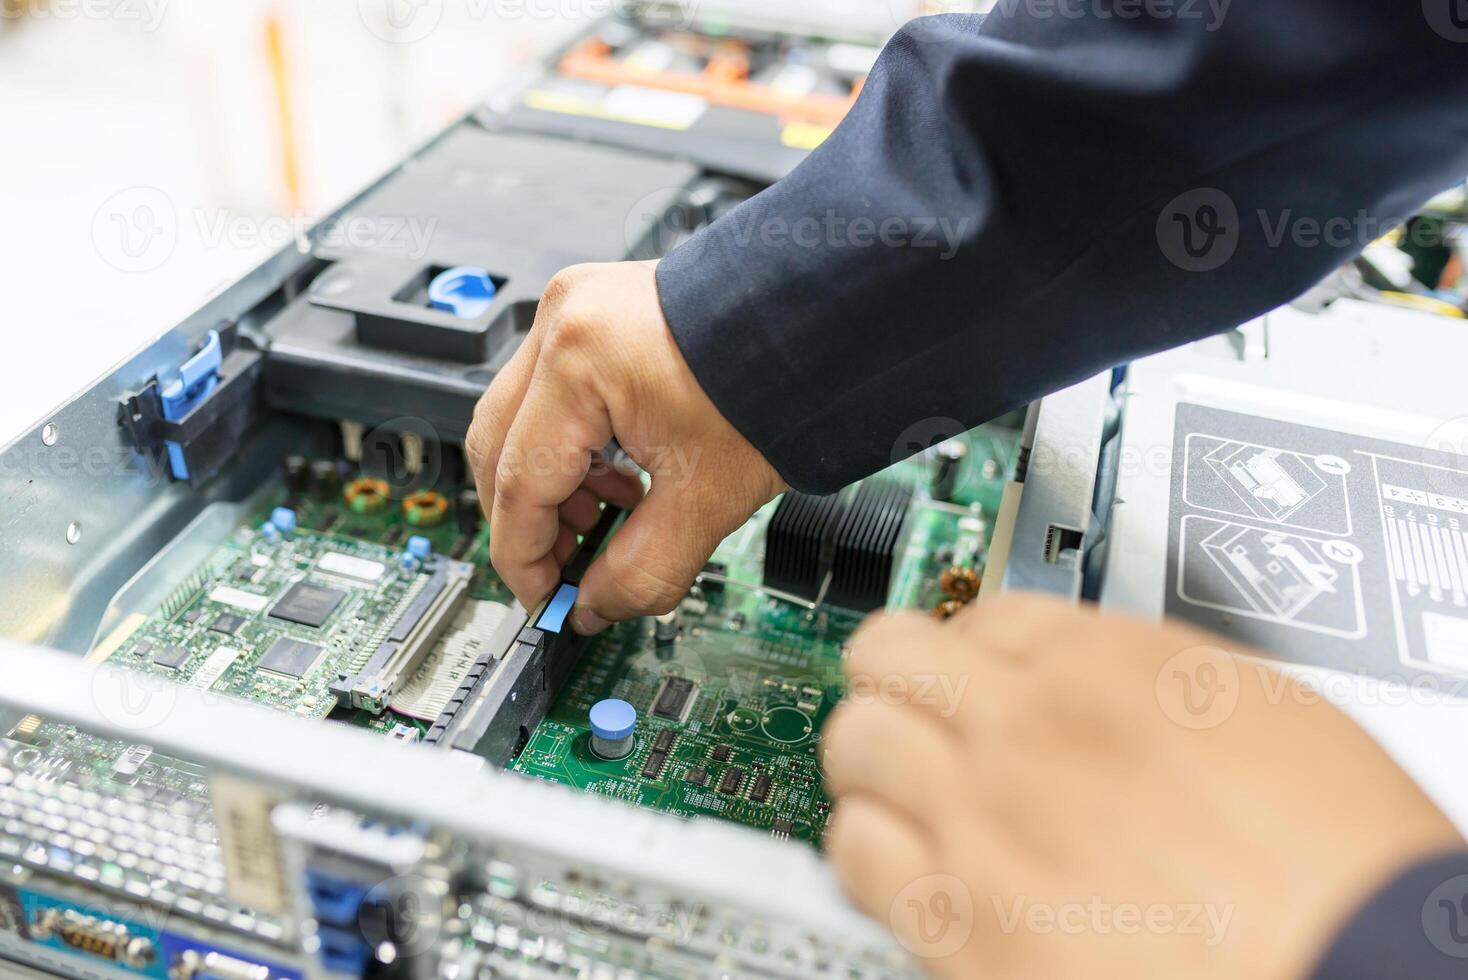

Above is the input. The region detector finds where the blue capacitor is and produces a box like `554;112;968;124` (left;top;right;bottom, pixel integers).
271;506;298;536
407;535;432;560
589;699;637;760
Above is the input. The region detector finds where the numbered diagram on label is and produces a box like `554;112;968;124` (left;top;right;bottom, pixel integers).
1177;516;1365;638
1183;435;1352;536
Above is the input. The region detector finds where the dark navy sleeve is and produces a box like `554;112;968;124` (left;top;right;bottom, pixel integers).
1311;851;1468;979
656;2;1468;493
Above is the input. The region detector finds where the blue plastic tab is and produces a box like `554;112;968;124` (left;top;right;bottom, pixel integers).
407;535;432;560
589;699;637;741
271;507;297;536
159;330;223;480
428;266;497;319
536;583;579;634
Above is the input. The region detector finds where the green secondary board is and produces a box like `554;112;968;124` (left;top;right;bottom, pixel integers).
67;424;1016;849
508;426;1018;848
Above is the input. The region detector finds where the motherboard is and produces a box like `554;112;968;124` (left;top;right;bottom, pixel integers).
5;425;1015;865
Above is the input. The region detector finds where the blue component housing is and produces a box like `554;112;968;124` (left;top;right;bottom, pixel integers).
158;932;303;980
305;869;370;927
536;583;578;634
406;535;432;559
315;925;373;976
428;266;497;319
159;330;223;480
589;698;637;741
271;507;298;536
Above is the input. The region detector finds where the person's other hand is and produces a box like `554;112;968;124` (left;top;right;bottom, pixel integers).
466;261;786;635
822;593;1463;980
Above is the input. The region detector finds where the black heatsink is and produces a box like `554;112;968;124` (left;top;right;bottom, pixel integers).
763;480;913;612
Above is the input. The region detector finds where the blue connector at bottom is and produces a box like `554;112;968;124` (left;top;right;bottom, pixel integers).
305;869;370;926
316;925;373;976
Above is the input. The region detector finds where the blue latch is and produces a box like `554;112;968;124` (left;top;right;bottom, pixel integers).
536;583;579;634
159;330;223;480
428;266;497;319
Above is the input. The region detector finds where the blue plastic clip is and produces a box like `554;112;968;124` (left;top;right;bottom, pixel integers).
428;266;497;319
537;583;579;634
159;330;223;480
406;535;432;560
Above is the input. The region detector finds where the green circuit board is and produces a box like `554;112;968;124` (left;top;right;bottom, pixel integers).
59;421;1018;848
100;511;497;725
508;425;1019;847
90;473;509;742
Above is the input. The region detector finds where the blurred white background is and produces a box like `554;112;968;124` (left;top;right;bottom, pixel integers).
0;0;592;442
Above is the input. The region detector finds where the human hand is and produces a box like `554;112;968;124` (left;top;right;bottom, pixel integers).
466;261;786;635
822;593;1463;979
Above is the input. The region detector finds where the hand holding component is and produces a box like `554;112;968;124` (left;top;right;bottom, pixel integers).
822;593;1463;979
466;261;786;635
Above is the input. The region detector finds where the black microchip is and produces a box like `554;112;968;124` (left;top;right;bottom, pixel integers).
152;644;192;670
684;767;709;787
641;751;667;779
653;730;675;752
183;610;202;624
257;636;326;679
652;676;696;721
751;774;773;803
772;818;793;836
133;640;154;659
718;767;745;795
210;613;246;636
269;582;346;628
710;744;731;763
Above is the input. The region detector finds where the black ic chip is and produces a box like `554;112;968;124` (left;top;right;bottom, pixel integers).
684;767;709;787
257;636;327;679
651;676;697;721
710;744;731;763
152;645;192;670
653;730;675;752
772;818;793;837
641;751;667;779
269;582;346;628
718;767;745;795
750;774;773;803
210;613;246;636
